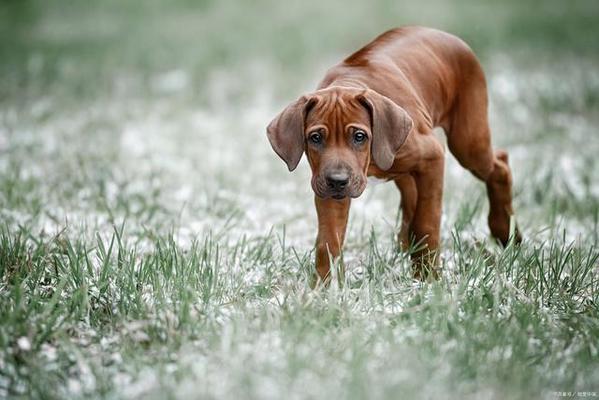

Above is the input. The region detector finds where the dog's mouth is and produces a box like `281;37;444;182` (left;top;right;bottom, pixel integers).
311;175;367;200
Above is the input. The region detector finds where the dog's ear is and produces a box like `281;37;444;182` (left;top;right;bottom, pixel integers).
267;96;317;171
358;90;413;170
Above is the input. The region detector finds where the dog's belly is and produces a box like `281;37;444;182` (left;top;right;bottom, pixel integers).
367;176;389;187
366;169;411;187
367;162;410;184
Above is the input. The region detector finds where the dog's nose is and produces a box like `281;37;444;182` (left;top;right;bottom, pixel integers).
326;172;350;191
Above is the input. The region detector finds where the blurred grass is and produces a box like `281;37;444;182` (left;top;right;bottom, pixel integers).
1;0;599;104
0;0;598;399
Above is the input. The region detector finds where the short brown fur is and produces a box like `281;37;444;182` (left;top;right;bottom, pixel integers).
267;26;521;284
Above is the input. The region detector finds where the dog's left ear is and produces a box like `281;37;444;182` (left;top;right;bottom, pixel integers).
357;90;413;170
267;95;317;172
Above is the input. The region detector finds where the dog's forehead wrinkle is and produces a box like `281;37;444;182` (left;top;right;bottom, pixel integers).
320;95;361;124
306;90;370;144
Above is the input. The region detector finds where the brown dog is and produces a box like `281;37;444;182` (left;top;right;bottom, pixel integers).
267;26;521;283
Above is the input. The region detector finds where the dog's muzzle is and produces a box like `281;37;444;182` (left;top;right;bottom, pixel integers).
312;167;366;200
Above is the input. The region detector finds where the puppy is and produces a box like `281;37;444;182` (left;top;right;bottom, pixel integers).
267;26;521;283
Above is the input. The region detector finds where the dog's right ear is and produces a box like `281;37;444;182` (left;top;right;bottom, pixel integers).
267;95;317;172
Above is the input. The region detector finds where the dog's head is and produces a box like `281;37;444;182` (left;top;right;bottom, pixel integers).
267;86;413;199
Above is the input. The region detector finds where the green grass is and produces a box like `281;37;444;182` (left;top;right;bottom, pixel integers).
0;0;598;398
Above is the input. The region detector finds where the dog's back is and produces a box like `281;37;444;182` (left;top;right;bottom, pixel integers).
321;26;485;129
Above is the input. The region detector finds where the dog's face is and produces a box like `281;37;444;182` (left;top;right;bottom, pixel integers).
303;89;371;199
267;87;413;200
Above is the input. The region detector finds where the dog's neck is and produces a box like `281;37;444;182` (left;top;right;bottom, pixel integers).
323;77;369;91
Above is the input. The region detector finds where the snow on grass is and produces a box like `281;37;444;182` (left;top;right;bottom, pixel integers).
1;8;598;397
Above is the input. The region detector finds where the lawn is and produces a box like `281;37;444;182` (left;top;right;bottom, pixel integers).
0;0;598;398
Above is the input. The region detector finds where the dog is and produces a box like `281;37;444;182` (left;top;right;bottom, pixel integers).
267;26;521;283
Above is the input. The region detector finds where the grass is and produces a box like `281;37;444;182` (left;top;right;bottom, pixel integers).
0;0;598;398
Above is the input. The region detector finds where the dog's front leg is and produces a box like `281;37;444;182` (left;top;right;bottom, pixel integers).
314;196;350;286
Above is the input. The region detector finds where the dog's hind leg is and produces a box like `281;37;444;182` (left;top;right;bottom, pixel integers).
443;71;521;246
411;136;445;280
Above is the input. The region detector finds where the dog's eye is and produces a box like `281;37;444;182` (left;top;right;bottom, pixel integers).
354;130;367;143
309;132;323;144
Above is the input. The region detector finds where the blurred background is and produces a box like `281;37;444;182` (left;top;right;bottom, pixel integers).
0;1;598;398
2;0;598;103
1;0;597;244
